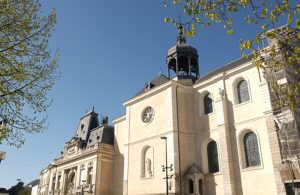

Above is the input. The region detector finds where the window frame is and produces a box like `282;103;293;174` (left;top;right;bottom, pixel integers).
237;79;250;104
204;93;213;115
244;132;261;167
233;77;252;105
207;140;220;173
237;129;263;170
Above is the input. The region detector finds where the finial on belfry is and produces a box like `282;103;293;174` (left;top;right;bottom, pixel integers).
176;14;186;44
178;25;184;36
176;25;186;44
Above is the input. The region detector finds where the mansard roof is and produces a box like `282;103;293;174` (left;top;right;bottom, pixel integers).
86;124;114;147
66;109;114;148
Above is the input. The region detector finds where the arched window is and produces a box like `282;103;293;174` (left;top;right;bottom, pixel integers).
207;141;219;173
237;80;250;103
189;179;194;193
244;132;261;167
199;179;203;194
204;93;213;114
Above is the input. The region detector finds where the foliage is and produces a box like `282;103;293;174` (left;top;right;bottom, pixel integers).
164;0;300;110
0;0;59;147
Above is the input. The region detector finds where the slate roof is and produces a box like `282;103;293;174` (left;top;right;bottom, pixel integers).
167;43;198;56
65;110;114;150
86;124;114;147
186;164;201;174
74;110;99;142
130;55;252;100
195;55;252;84
25;179;40;187
133;73;170;98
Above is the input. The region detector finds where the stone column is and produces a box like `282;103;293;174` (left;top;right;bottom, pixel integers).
54;170;58;190
123;106;130;195
60;170;66;193
76;165;81;188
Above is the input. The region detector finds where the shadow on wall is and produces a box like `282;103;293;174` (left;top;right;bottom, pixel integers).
197;107;217;195
112;136;124;195
226;96;243;195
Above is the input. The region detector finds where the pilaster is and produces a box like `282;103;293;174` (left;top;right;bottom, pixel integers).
260;82;286;194
215;87;237;195
123;106;130;195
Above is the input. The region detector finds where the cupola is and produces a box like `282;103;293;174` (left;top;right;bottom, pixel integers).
166;25;199;81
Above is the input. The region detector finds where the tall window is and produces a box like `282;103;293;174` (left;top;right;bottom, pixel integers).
244;132;261;167
57;175;61;189
79;166;85;185
237;80;250;103
204;93;213;114
189;179;194;193
199;179;203;194
51;176;56;191
87;166;93;184
207;141;219;173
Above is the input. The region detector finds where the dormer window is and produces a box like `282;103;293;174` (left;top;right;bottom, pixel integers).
81;124;84;130
145;82;154;91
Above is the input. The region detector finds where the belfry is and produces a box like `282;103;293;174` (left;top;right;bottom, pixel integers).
167;25;199;80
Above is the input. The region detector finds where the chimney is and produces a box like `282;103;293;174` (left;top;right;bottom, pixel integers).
102;116;108;125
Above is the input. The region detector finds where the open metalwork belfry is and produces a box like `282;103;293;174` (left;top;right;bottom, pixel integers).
166;25;199;80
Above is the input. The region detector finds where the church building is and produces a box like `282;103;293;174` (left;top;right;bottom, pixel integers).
38;26;300;195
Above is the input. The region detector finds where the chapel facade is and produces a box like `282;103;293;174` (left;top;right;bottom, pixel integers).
39;26;300;195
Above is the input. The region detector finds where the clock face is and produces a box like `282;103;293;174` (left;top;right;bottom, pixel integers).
142;107;155;124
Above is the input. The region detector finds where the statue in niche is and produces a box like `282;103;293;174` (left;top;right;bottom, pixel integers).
146;158;153;177
67;182;74;194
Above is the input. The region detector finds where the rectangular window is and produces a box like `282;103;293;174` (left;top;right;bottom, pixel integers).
57;175;61;189
87;167;93;184
80;168;85;185
51;176;56;191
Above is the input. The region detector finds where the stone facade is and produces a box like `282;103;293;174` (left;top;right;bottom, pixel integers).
38;111;114;195
113;61;281;194
39;27;300;195
112;30;298;195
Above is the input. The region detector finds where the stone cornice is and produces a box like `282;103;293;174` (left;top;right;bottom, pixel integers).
112;114;126;124
53;144;114;166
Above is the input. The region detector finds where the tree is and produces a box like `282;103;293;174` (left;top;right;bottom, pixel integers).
0;0;59;147
164;0;300;109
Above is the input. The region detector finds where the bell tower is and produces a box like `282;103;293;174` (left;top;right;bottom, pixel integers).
166;25;199;81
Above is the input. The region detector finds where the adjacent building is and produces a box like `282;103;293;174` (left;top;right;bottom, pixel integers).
39;110;114;195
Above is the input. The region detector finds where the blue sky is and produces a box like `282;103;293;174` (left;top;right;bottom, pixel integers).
0;0;280;188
